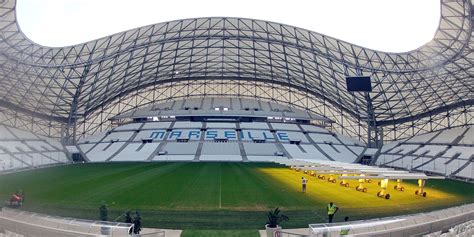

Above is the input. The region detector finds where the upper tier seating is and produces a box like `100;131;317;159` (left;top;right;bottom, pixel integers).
173;121;202;129
77;131;108;144
378;126;473;179
240;122;269;130
300;124;330;133
103;131;135;142
412;145;448;157
337;134;365;146
459;127;474;145
406;132;439;143
270;123;300;131
206;122;236;129
308;133;341;144
430;127;467;144
113;123;142;131
141;122;172;130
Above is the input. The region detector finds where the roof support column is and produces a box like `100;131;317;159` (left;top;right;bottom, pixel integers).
365;92;381;148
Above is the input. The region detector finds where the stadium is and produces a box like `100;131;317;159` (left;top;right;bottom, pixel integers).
0;0;473;236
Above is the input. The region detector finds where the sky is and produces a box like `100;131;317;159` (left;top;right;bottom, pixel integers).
16;0;440;52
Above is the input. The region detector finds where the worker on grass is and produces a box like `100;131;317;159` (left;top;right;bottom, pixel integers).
302;177;308;193
327;202;339;223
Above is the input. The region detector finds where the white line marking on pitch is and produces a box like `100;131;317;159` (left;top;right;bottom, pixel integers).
219;165;222;208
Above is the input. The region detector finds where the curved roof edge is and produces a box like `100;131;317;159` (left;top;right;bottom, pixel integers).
0;0;472;130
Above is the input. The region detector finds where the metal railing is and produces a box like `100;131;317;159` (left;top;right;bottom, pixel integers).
0;207;133;236
308;203;474;237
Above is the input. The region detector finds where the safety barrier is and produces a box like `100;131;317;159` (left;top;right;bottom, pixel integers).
308;203;474;237
0;207;133;236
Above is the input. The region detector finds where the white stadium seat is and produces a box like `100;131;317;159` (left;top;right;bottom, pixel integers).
113;142;160;161
413;145;447;157
430;127;467;144
113;123;142;131
200;155;242;161
456;162;473;179
270;123;301;131
0;125;17;140
308;133;340;144
162;142;199;155
458;127;474;145
103;131;134;142
202;143;240;155
406;131;439;143
85;142;126;162
141;122;172;130
173;121;202;129
243;143;279;156
239;122;269;130
299;124;330;133
282;144;328;160
206;122;236;129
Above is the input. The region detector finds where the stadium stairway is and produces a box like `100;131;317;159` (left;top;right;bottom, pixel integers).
236;122;249;161
151;121;175;161
297;124;334;161
193;121;205;161
267;122;292;159
105;123;146;162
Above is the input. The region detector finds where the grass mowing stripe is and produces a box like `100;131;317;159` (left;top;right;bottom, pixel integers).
219;163;222;209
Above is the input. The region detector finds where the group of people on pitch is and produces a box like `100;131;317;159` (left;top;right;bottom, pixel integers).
301;177;351;235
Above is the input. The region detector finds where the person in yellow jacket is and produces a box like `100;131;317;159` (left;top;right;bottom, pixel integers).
327;202;339;223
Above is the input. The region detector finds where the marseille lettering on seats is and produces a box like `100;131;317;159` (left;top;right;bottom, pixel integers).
148;130;289;141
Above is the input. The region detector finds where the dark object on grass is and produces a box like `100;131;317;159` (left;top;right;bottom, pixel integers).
124;210;133;223
99;202;108;221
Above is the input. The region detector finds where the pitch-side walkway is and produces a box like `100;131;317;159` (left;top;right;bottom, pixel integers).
259;228;309;237
141;227;182;237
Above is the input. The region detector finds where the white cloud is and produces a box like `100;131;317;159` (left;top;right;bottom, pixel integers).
16;0;440;52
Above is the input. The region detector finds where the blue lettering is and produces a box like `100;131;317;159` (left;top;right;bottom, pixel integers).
277;132;289;141
188;130;200;139
247;131;254;139
169;131;182;139
263;131;274;140
206;131;218;139
149;131;165;140
224;131;236;139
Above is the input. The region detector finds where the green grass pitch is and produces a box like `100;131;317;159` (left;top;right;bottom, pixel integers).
0;162;473;233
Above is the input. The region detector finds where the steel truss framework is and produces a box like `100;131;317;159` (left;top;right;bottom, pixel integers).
0;0;472;143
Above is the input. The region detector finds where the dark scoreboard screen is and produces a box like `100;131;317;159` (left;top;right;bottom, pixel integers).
346;76;372;92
